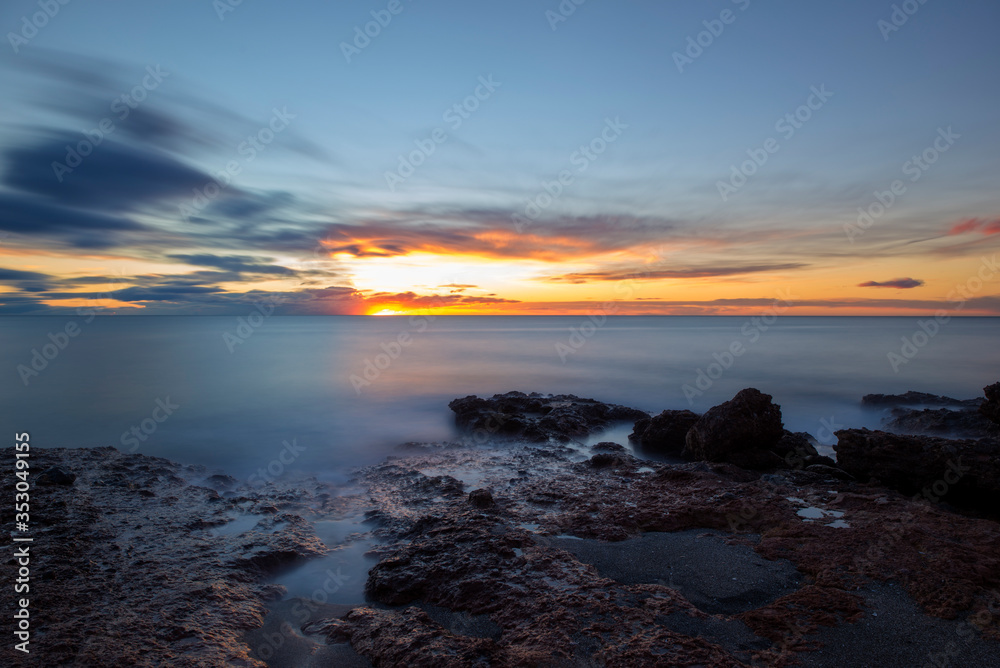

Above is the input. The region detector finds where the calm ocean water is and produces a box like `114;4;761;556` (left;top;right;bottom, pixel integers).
3;316;999;480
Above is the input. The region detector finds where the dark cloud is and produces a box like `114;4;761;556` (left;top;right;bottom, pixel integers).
0;193;145;248
858;278;924;289
205;191;296;220
0;267;50;282
167;254;297;276
4;132;215;212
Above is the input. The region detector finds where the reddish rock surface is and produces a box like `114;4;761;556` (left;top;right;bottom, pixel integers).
628;409;701;456
834;428;1000;515
0;447;331;668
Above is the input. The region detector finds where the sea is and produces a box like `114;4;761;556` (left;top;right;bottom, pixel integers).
4;315;999;481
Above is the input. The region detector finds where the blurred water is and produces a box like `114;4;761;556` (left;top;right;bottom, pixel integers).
2;315;998;479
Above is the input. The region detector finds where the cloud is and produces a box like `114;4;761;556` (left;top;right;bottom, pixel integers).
318;211;676;262
544;263;807;283
0;192;147;248
167;254;297;276
948;218;1000;236
0;267;50;282
858;278;924;289
4;132;217;212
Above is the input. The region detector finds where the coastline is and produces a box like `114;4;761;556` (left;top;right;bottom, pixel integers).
3;387;1000;667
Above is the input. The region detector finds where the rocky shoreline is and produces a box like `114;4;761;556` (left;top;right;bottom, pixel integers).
3;385;1000;666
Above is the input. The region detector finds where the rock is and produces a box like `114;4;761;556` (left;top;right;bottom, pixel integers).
683;389;785;466
629;410;701;455
834;428;1000;514
204;473;238;489
589;452;631;468
884;406;999;439
591;441;625;453
771;430;819;463
448;391;647;443
804;464;855;481
36;467;76;486
980;382;1000;425
862;391;982;408
468;489;495;508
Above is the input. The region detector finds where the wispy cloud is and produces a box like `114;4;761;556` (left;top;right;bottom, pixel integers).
858;278;924;289
948;218;1000;236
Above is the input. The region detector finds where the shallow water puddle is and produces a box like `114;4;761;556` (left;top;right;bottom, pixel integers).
788;498;850;528
213;513;269;536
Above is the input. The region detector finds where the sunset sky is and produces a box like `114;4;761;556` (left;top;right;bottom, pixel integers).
1;0;998;316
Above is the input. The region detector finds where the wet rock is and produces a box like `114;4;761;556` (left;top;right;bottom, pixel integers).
683;388;785;466
805;464;855;481
589;452;632;468
834;428;1000;514
591;441;624;453
884;406;999;439
862;391;982;408
468;489;494;508
36;467;76;485
772;430;819;460
629;409;701;455
981;382;1000;425
204;473;238;489
448;391;647;443
0;445;331;667
314;606;501;667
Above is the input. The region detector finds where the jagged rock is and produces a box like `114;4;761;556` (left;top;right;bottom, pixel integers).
36;467;76;485
862;391;982;408
805;464;855;481
203;473;238;489
683;389;785;465
981;382;1000;425
589;452;632;468
772;431;819;459
629;409;700;455
448;391;647;443
469;489;495;508
885;406;999;439
591;441;625;453
834;428;1000;514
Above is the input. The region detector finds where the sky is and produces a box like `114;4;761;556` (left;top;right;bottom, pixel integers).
1;0;999;316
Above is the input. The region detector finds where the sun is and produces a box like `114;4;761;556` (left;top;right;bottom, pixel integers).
371;308;405;316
